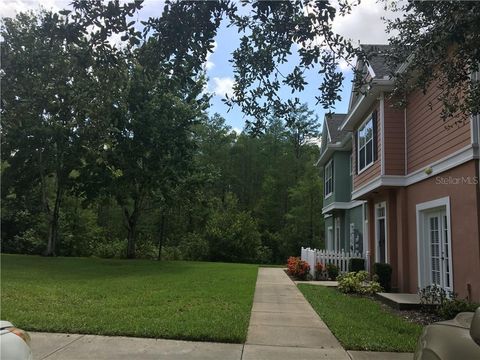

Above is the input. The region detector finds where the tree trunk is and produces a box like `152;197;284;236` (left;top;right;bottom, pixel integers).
125;199;141;259
157;212;165;261
45;183;63;256
126;223;136;259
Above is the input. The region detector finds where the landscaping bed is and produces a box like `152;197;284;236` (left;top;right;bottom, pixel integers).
1;254;258;343
298;284;423;352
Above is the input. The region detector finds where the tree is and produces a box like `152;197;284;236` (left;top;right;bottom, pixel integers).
205;193;263;263
0;11;116;255
226;0;363;133
384;1;480;118
284;159;324;256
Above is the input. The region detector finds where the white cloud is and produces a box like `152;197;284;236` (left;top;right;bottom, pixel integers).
212;77;234;98
1;0;71;18
331;0;405;45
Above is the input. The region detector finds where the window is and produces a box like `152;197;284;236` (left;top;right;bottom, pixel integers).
324;160;333;197
357;115;374;172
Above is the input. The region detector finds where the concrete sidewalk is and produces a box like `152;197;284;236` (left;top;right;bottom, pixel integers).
29;268;413;359
243;267;350;359
30;332;243;359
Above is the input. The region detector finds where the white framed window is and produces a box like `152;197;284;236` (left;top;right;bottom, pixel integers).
324;159;333;197
357;115;374;172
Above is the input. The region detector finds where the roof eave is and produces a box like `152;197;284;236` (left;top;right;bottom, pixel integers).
340;79;395;131
316;135;352;167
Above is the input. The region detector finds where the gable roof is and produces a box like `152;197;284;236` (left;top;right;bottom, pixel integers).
360;44;391;80
325;113;348;144
349;44;392;112
316;113;350;166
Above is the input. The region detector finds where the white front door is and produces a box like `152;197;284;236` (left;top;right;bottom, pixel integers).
426;210;452;291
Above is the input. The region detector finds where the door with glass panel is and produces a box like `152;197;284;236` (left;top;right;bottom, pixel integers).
426;210;452;292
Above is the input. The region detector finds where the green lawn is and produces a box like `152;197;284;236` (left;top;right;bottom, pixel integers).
1;254;258;343
298;284;423;352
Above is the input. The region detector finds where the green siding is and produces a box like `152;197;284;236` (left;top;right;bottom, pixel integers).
324;216;334;250
332;151;352;202
322;151;352;208
346;205;364;253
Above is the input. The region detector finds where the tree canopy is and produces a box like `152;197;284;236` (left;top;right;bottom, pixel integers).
385;0;480;117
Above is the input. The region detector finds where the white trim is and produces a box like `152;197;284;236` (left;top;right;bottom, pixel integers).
322;200;365;214
317;133;352;166
367;64;376;78
349;222;355;252
335;218;341;252
380;92;385;176
326;121;332;142
324;159;333;197
375;201;388;263
362;203;369;264
357;159;375;175
415;197;453;292
351;145;478;199
472;114;480;145
340;79;394;131
357;113;375;173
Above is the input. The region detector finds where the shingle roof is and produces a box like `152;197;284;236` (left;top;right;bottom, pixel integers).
349;44;392;111
360;44;391;79
325;113;347;143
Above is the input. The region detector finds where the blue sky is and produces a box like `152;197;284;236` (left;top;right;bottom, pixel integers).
2;0;402;132
204;18;356;132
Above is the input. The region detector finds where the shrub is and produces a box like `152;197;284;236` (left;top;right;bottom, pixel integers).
92;239;126;258
348;258;365;273
418;285;480;320
287;256;310;280
326;263;339;280
337;271;383;295
205;193;263;263
373;263;392;292
315;262;324;280
439;298;479;319
178;232;209;261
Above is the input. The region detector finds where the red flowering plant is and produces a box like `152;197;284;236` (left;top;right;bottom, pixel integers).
286;256;311;280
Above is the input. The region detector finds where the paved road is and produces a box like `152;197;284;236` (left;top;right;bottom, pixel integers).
29;268;412;359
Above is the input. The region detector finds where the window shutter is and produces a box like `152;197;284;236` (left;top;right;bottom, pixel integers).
354;132;358;174
372;110;378;161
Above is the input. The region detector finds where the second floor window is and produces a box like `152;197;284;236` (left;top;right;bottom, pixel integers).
325;160;333;197
358;116;374;172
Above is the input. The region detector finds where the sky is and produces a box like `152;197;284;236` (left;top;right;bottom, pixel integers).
1;0;404;133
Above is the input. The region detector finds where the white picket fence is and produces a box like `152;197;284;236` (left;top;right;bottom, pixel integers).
300;247;364;278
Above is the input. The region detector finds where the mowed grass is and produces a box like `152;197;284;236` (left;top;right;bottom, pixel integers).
1;254;258;343
298;284;422;352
